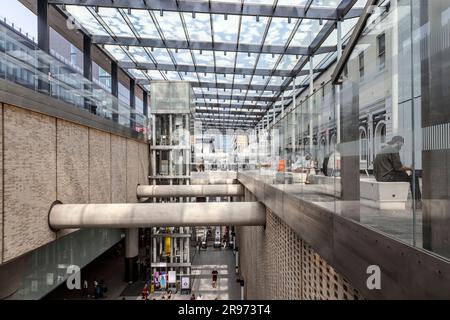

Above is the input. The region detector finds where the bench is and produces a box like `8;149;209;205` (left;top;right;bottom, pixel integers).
309;175;410;210
360;179;409;210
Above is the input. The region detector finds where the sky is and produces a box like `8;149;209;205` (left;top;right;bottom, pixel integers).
2;0;37;42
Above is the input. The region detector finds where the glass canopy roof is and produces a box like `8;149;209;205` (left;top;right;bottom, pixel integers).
50;0;365;129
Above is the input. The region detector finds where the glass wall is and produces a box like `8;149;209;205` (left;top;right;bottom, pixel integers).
238;0;450;262
0;21;147;135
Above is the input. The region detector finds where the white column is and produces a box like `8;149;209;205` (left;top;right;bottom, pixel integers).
281;92;285;119
336;20;342;144
391;0;399;135
309;56;314;153
292;78;296;154
152;116;156;187
125;228;139;258
152;228;157;262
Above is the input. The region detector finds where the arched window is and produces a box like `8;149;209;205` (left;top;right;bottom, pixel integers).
374;121;387;156
359;127;368;169
329;133;337;153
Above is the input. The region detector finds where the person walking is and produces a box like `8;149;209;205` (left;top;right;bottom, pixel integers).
81;280;88;298
211;268;218;288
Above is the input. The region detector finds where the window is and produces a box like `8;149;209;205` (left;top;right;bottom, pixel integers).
358;51;364;80
70;44;77;67
377;33;386;70
98;67;111;90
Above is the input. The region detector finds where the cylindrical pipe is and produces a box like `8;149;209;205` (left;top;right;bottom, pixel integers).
137;184;244;198
49;202;266;230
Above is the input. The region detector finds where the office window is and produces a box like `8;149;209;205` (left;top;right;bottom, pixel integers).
98;67;111;91
377;33;386;70
70;44;77;67
358;51;364;80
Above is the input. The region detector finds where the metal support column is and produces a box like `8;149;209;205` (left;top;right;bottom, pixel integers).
83;34;93;113
336;21;342;144
125;228;139;283
37;0;49;94
309;56;314;155
292;78;296;154
111;60;119;122
152;117;156;187
130;78;136;130
143;90;148;117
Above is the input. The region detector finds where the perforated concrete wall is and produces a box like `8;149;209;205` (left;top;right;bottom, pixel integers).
238;208;363;300
0;103;149;264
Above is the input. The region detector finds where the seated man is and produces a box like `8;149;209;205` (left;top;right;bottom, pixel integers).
373;136;422;207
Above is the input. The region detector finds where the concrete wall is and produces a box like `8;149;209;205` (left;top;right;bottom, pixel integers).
238;188;363;300
0;103;149;264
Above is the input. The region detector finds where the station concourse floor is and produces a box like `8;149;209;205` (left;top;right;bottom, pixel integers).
130;247;241;301
43;242;240;300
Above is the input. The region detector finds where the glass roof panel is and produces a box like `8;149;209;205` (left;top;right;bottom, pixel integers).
153;10;186;41
165;71;181;80
290;19;324;47
66;6;108;36
251;75;268;85
212;14;240;43
321;28;337;47
239;15;269;45
215;51;236;68
182;12;212;42
104;45;131;62
197;72;216;83
233;75;252;85
147;70;165;80
265;17;298;46
183;72;199;82
149;48;173;65
216;74;234;84
341;17;359;39
244;0;275;5
312;0;340;8
256;53;280;69
168;49;193;65
212;0;242;3
97;8;133;37
128;69;147;79
311;53;331;69
235;52;257;69
277;54;299;70
266;76;285;86
125;9;160;39
192;50;215;66
128;47;154;63
277;0;309;5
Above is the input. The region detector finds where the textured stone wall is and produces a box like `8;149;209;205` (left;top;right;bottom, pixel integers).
89;129;111;203
126;140;139;203
111;135;127;203
0;104;149;264
3;105;57;262
238;207;363;300
0;104;3;261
